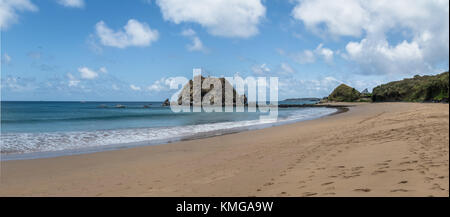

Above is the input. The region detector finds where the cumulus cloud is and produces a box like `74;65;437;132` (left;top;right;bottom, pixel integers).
78;66;103;79
95;19;159;48
56;0;84;8
181;28;207;52
287;44;334;64
0;0;37;29
130;84;141;91
345;39;427;75
292;0;367;37
315;44;334;63
156;0;266;38
292;0;449;75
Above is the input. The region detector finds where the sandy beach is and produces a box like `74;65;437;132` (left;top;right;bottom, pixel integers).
0;102;448;197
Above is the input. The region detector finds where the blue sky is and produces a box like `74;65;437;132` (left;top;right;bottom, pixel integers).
1;0;449;101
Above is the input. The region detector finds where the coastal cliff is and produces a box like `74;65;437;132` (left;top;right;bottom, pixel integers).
325;71;449;103
372;71;449;102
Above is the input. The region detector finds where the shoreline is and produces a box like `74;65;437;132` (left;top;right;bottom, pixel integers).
1;106;342;161
0;102;448;196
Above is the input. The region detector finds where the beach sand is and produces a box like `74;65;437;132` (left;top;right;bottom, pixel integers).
0;102;448;196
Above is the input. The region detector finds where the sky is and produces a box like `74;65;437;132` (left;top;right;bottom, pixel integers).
0;0;448;101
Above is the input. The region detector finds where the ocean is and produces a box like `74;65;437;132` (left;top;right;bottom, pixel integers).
0;100;336;160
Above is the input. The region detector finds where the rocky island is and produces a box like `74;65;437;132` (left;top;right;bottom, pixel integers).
162;76;247;107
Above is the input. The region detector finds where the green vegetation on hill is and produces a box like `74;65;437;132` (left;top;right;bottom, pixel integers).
328;84;361;102
372;71;449;102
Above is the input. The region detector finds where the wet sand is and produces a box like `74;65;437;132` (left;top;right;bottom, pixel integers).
0;102;448;196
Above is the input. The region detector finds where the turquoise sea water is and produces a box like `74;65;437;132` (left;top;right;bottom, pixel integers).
1;101;336;157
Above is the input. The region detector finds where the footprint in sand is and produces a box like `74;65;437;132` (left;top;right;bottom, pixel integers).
354;188;371;192
431;183;445;191
323;192;336;195
351;166;364;171
399;160;418;166
390;189;409;192
398;180;408;184
302;192;318;197
343;175;356;179
321;182;334;186
263;182;274;186
371;170;387;175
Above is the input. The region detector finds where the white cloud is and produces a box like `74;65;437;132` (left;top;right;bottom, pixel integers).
87;34;103;54
278;76;341;98
147;77;181;92
280;63;294;74
95;19;159;48
156;0;266;38
181;28;196;37
251;62;296;77
67;73;80;87
56;0;84;8
1;76;37;92
292;0;449;75
345;39;426;75
290;44;334;64
0;0;37;29
315;44;334;63
181;28;207;52
99;67;107;73
292;0;367;37
130;84;141;91
78;67;98;79
292;50;315;64
2;53;11;64
289;44;334;64
252;63;271;76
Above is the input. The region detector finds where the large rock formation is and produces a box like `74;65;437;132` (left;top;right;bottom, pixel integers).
162;76;247;106
328;84;361;102
161;99;170;106
372;71;449;102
